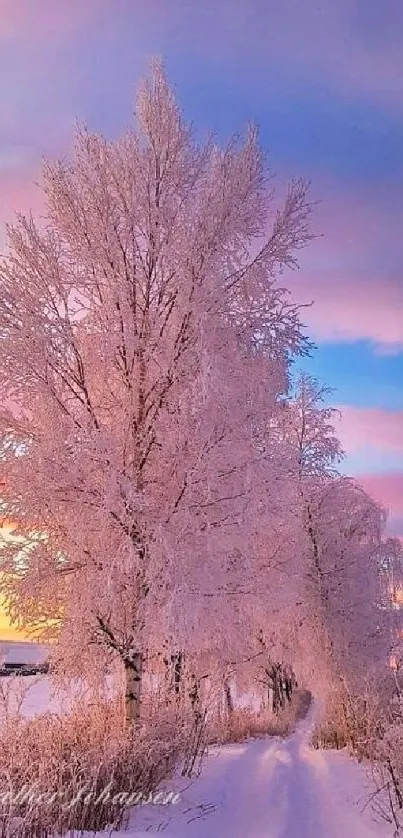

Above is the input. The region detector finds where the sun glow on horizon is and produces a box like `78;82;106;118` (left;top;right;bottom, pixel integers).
0;520;32;642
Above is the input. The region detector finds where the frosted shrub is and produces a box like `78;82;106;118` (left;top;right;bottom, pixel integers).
370;693;403;835
313;677;386;756
0;688;196;838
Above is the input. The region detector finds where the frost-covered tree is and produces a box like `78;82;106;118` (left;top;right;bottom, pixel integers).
377;537;403;667
305;477;388;683
275;374;388;696
0;62;313;724
284;373;343;481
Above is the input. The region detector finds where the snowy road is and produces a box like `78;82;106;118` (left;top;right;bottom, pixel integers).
128;707;392;838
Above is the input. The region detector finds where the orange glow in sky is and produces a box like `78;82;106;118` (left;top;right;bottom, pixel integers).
0;521;31;642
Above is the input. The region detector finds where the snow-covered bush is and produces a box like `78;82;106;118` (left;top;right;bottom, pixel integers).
313;675;386;756
0;685;199;838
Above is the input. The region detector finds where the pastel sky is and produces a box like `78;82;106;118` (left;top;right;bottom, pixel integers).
1;1;402;637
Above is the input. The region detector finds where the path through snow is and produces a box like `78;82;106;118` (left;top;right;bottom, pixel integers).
125;704;393;837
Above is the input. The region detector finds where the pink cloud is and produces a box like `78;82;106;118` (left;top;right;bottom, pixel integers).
334;408;403;544
358;472;403;517
0;0;96;40
336;407;403;454
0;167;44;236
291;274;403;351
286;179;403;351
0;153;47;251
356;472;403;544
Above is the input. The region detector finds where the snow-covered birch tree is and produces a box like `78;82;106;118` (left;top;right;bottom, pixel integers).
0;62;313;724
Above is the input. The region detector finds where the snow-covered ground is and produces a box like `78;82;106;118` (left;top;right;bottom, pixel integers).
96;705;393;838
0;641;115;718
0;644;394;837
0;674;91;718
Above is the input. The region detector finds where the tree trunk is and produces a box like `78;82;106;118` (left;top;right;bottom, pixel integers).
223;677;234;714
272;664;283;714
188;673;202;722
172;652;183;695
124;653;142;727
